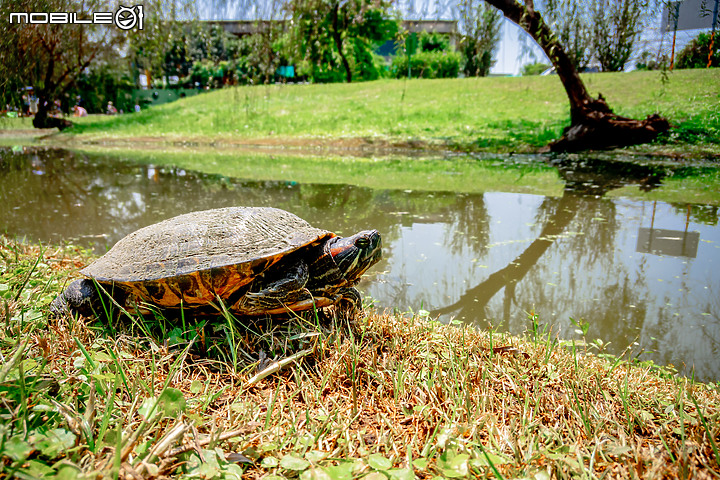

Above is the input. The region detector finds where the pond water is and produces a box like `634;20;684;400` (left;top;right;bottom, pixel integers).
1;147;719;381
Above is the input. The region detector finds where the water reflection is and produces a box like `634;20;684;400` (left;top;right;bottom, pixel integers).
1;147;719;381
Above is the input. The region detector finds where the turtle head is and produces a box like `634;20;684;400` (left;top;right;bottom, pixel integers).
327;230;382;283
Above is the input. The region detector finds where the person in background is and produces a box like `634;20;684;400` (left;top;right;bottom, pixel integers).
51;99;63;117
106;101;118;115
28;94;38;116
134;103;141;113
73;105;88;117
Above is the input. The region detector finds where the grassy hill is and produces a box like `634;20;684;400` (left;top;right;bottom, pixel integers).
58;69;720;154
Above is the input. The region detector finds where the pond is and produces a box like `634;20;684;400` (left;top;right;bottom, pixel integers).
1;146;719;382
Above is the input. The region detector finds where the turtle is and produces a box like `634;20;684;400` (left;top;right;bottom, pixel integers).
51;207;382;318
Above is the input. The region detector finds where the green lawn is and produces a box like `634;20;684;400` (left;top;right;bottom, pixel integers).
41;69;720;153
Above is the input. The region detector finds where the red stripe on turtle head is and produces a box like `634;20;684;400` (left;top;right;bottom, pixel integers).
327;230;382;281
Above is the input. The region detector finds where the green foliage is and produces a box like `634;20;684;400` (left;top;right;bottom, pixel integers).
234;27;288;85
391;51;462;78
187;61;236;89
419;31;450;52
127;0;199;81
675;33;720;69
522;62;551;76
287;0;398;83
163;34;193;78
188;24;240;67
67;67;136;114
541;0;594;70
635;51;668;71
463;49;494;77
350;39;388;81
591;0;644;71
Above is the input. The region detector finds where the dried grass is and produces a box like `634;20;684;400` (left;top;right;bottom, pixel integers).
1;237;719;479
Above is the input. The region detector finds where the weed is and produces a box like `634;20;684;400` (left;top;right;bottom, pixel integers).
1;238;719;478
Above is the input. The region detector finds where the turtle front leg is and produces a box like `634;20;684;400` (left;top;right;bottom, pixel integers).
50;279;101;317
239;262;311;314
50;279;126;318
336;287;363;315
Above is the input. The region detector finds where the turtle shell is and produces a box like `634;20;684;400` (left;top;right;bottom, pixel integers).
81;207;335;308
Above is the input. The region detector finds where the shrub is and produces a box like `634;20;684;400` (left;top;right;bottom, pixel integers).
675;33;720;69
522;62;551;76
419;31;450;52
635;51;668;71
391;51;462;78
351;39;388;81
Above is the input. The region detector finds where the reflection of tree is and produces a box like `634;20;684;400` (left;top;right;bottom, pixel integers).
670;204;718;227
505;193;624;334
532;194;618;266
431;190;581;319
446;193;490;257
431;159;666;325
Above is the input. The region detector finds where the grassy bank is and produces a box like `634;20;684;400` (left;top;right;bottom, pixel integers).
3;69;718;155
2;237;719;479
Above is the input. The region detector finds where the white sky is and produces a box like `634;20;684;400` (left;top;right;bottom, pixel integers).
491;19;547;75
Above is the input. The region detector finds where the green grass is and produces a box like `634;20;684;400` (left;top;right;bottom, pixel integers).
10;68;715;154
0;117;34;130
2;237;720;479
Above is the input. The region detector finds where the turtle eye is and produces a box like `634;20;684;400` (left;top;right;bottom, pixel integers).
355;237;370;248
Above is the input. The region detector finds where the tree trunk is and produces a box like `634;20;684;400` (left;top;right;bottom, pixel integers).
482;0;670;152
331;3;353;83
32;95;73;131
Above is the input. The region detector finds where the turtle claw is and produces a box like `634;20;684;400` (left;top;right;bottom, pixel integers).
50;279;126;319
336;287;363;316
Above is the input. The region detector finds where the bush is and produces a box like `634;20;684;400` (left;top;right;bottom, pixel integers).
522;62;551;76
186;61;237;88
635;51;667;71
419;31;450;52
392;51;462;79
351;39;388;81
67;67;134;113
675;33;720;69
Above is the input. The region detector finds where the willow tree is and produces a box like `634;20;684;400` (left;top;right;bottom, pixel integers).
483;0;670;151
286;0;398;83
591;0;645;71
458;0;504;77
541;0;593;70
0;0;126;130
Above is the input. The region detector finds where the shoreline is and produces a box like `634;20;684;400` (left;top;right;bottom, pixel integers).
2;128;720;162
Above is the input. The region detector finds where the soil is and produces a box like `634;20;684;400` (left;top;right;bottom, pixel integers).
3;128;719;161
